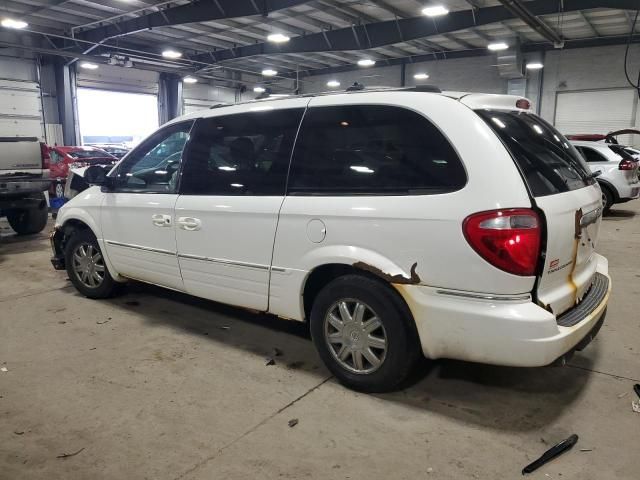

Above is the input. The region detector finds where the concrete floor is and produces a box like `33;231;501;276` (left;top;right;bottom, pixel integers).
1;203;639;480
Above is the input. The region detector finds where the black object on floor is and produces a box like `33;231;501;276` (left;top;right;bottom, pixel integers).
633;384;640;399
522;434;579;475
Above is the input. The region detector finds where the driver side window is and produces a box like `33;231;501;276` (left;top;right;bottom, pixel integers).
113;121;193;193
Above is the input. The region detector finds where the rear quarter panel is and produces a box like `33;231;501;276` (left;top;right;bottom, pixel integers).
269;92;535;320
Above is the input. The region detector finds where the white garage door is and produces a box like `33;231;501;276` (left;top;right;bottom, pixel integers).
555;89;639;146
0;79;44;139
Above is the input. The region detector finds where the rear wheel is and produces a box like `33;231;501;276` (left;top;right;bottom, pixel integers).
65;229;119;299
310;274;421;392
600;185;614;212
6;197;49;235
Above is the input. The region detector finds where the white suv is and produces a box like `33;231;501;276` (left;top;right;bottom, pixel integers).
50;90;611;392
570;140;640;211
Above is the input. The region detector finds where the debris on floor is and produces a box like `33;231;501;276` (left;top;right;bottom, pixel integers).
14;431;24;435
96;320;109;325
522;434;578;475
1;366;8;372
632;400;640;414
634;384;640;399
219;325;231;331
56;447;85;459
579;448;593;452
288;418;298;428
264;357;275;366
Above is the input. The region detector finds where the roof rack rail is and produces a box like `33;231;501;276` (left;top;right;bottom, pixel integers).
206;84;442;110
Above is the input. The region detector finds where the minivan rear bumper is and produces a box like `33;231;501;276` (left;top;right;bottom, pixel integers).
395;253;610;367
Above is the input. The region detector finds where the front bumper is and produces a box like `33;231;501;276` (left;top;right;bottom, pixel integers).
396;254;611;367
50;228;66;270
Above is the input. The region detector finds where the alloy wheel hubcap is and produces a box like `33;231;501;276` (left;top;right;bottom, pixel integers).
324;299;387;374
72;243;105;288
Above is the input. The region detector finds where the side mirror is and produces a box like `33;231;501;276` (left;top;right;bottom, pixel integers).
84;165;107;185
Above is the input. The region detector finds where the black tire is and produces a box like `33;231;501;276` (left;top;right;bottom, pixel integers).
6;202;48;235
601;185;614;213
65;229;119;299
310;274;421;393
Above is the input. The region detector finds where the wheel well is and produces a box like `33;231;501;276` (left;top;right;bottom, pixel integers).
597;180;618;202
302;263;415;324
54;219;93;256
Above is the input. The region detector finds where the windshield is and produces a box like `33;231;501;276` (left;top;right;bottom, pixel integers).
476;110;595;197
68;149;113;159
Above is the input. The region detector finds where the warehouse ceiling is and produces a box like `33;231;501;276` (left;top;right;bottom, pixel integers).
0;0;639;88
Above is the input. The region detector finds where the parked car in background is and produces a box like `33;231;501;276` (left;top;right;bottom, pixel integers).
87;144;130;159
51;91;610;392
571;140;640;211
0;137;50;235
49;146;118;198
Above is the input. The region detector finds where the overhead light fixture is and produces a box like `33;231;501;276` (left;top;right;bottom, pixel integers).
162;49;182;59
413;73;429;80
1;18;28;29
80;62;99;70
421;5;449;17
357;58;376;67
526;62;544;70
253;86;266;93
267;33;290;43
327;80;341;88
262;68;278;76
488;42;509;51
183;76;198;84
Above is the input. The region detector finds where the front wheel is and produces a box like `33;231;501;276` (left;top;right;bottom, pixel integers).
65;229;119;299
310;275;421;392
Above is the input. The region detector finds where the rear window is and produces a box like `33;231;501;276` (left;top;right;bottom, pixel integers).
477;110;595;197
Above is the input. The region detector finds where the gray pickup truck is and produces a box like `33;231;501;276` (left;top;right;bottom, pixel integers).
0;136;51;235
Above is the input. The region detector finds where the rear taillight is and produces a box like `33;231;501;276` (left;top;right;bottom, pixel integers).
463;209;541;276
40;142;50;169
619;159;637;170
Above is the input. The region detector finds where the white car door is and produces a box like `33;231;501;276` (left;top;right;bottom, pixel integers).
101;121;194;290
174;102;307;310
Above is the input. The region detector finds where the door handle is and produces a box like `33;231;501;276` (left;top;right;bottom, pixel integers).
177;216;202;231
152;214;172;227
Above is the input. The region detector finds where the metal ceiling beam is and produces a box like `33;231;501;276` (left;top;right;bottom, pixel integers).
291;31;640;80
192;0;638;63
496;0;563;46
76;0;313;43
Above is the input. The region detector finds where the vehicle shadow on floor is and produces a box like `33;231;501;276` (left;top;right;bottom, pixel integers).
0;218;53;262
603;208;636;220
103;281;596;433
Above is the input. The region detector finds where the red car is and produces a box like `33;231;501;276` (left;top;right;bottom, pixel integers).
49;146;117;198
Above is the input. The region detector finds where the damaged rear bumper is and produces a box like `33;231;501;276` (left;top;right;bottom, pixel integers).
394;253;611;367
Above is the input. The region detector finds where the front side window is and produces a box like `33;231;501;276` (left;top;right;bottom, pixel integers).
112;121;193;193
476;110;595;197
288;105;466;195
180;108;304;196
50;150;62;164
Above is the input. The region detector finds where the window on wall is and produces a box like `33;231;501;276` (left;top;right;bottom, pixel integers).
180;108;305;196
287;105;466;195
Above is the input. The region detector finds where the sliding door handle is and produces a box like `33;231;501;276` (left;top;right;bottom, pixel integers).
177;217;202;231
152;214;172;227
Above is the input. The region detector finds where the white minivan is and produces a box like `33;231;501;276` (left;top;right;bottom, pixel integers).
51;89;611;392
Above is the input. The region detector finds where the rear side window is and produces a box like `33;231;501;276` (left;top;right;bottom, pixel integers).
288;105;466;195
576;146;607;163
477;110;595;197
180;108;304;196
